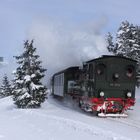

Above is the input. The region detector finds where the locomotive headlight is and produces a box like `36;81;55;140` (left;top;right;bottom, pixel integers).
114;73;119;78
127;92;132;97
100;91;104;97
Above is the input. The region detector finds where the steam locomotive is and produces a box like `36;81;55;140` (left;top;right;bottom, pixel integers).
51;55;137;117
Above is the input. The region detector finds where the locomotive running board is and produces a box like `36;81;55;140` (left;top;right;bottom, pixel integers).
98;113;128;118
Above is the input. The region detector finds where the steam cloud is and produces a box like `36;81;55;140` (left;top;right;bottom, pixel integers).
27;18;109;84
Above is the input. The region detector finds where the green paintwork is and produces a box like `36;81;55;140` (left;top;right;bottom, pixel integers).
52;56;137;99
86;56;137;99
52;67;79;97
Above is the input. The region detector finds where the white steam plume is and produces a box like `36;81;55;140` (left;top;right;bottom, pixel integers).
27;19;108;84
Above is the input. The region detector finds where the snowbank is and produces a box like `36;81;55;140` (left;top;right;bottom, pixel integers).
0;88;139;140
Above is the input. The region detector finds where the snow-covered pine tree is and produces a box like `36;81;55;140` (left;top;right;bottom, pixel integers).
107;21;140;59
0;74;12;97
116;21;138;58
13;40;47;108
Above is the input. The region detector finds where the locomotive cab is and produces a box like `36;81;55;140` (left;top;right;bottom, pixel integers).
94;56;136;99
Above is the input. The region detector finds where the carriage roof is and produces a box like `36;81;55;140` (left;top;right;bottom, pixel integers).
53;66;79;76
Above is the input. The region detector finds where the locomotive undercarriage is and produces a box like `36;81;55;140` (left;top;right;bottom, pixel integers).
79;96;135;117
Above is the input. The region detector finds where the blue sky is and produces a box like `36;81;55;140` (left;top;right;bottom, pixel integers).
0;0;140;82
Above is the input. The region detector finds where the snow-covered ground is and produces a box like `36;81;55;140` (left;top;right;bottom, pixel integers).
0;89;140;140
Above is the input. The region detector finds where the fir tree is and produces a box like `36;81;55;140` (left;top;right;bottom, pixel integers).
116;21;139;59
107;21;140;61
13;40;47;108
0;74;12;97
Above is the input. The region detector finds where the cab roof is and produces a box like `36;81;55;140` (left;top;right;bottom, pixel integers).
86;55;137;63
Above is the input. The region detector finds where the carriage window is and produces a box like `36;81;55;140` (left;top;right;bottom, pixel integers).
126;65;134;78
96;64;106;75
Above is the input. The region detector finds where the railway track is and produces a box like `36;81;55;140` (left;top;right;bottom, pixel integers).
108;117;140;130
